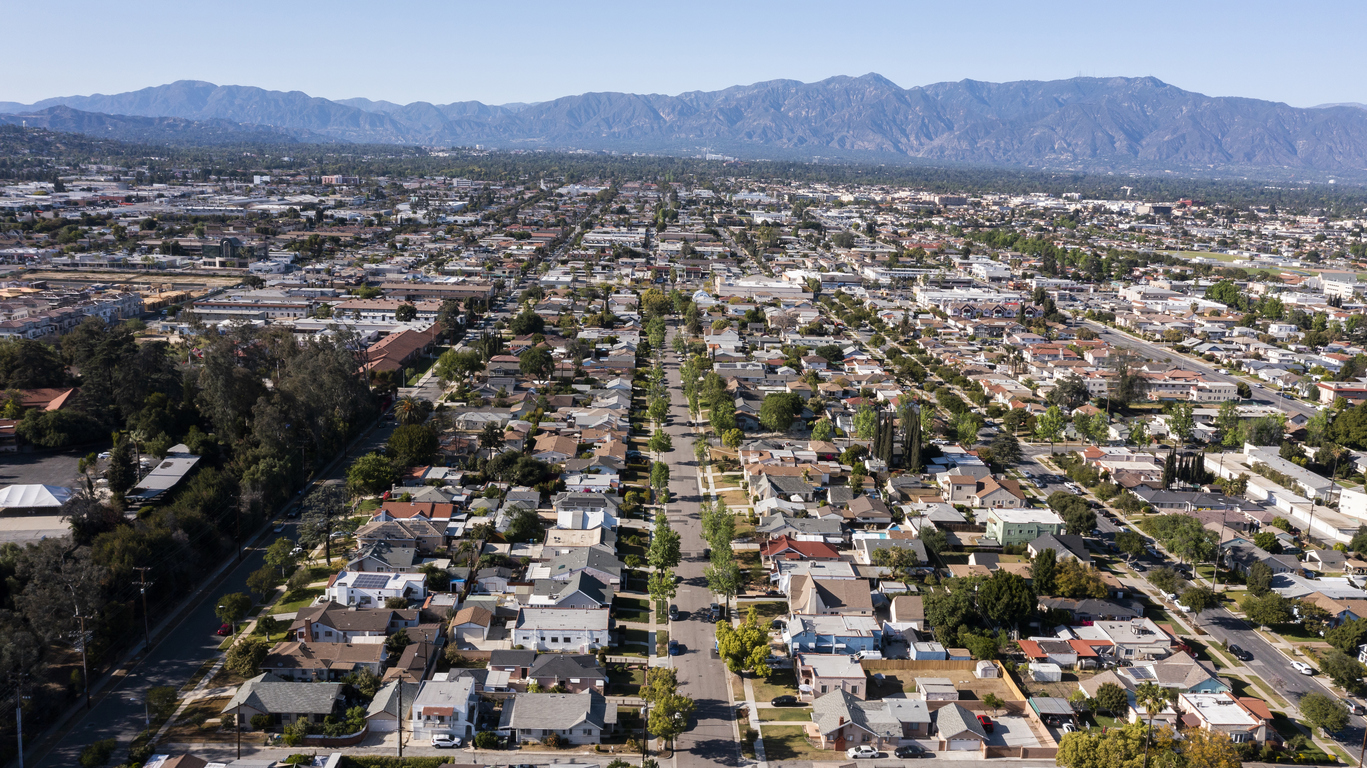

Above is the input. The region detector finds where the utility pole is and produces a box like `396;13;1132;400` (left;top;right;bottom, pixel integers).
133;567;153;650
236;701;243;760
74;614;91;710
397;675;404;758
13;672;25;768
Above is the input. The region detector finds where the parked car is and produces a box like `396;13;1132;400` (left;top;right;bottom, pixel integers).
1228;644;1252;661
668;639;680;655
668;604;678;621
273;522;285;533
895;744;931;758
846;746;880;759
431;734;461;748
216;623;232;636
1291;660;1315;676
1346;699;1366;716
771;695;799;707
977;714;995;733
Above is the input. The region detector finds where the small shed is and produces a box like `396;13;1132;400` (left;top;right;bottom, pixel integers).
974;660;999;679
915;677;960;701
1029;662;1063;683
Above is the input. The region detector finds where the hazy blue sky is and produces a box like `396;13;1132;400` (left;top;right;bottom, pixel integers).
7;0;1363;108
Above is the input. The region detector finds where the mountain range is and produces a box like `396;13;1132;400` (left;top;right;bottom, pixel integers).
6;75;1367;177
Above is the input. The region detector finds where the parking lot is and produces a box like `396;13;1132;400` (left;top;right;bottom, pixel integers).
0;449;85;488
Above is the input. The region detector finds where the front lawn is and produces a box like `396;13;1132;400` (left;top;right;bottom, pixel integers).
760;724;827;762
751;669;799;703
617;627;650;656
608;666;645;696
759;707;814;722
274;587;324;614
614;596;651;624
746;601;789;621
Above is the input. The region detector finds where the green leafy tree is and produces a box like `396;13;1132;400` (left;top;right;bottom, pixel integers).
760;392;805;432
1178;586;1217;614
648;397;669;425
977;570;1035;628
705;558;742;608
1168;402;1195;445
506;506;543;543
722;428;743;451
264;537;297;577
1031;548;1058;596
225;636;270;678
1245;561;1273;596
647;511;681;570
988;430;1021;467
1300;691;1349;735
1115;530;1145;560
346;451;397;497
648;430;673;461
714;607;772;676
810;417;833;442
1035;405;1066;452
386;424;439;468
216;592;252;632
1320;649;1367;692
648;569;677;605
1326;617;1367;654
1239;592;1294;625
853;404;878;440
650;461;671;503
1095;682;1128;716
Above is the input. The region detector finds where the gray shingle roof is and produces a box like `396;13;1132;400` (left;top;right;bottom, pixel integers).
811;689;901;738
933;703;986;740
498;690;616;731
222;674;342;716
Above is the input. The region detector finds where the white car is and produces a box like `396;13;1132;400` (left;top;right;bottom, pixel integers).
1291;661;1315;676
431;734;462;748
846;746;880;759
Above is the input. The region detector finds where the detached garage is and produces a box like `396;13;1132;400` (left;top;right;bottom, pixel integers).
933;703;987;751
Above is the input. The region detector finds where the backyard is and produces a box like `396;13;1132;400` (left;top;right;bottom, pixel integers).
760;724;828;762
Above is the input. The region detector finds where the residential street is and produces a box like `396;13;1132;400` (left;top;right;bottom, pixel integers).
661;323;742;768
1082;320;1318;419
30;419;396;768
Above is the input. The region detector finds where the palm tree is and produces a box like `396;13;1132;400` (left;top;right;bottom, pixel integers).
394;396;426;426
1135;682;1174;768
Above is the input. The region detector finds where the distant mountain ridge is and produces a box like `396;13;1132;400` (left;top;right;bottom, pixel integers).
7;76;1367;176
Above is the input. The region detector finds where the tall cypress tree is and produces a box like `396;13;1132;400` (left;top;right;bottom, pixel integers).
909;405;923;473
1162;448;1176;489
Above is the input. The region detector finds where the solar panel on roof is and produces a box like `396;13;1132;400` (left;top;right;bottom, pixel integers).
352;574;391;589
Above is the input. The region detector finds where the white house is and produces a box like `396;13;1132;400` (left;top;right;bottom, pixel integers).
324;571;427;608
511;607;610;652
409;677;478;740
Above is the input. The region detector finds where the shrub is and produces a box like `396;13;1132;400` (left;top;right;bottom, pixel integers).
543;732;562;749
473;730;500;750
250;713;273;731
79;739;117;768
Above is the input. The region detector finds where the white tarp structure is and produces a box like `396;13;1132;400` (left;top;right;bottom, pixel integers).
0;484;72;511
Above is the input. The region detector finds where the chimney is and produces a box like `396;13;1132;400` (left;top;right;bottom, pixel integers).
838;716;845;726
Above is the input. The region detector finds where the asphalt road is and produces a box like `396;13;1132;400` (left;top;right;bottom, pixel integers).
660;324;742;768
1081;320;1318;419
1023;447;1367;751
33;420;397;768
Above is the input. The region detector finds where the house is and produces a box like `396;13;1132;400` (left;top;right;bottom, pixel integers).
1091;618;1174;660
755;474;817;502
970;477;1026;509
757;513;844;541
540;546;623;588
325;571;428;607
941;475;978;505
409;677;479;741
126;444;201;503
1038;597;1142;623
498;690;617;745
526;653;607;693
474;567;516;594
290;602;421;643
488;649;538;682
797;653;867;701
805;689;930;751
890;596;925;630
784;614;882;655
533;434;580;463
760;535;842;564
347;541;421;573
790;575;874;616
933;703;989;751
354;518;445;553
552;492;620;530
527;572;611;609
261;641;386;682
365;680;420;732
916;678;960;701
221;674;343;727
1178;692;1271;744
844;495;895;526
1027;534;1092;565
1017;639;1080;669
449;606;494;643
511;607;610;652
984;508;1065;546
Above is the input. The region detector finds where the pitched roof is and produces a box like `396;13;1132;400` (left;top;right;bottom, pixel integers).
498;690;617;731
811;689;901;738
222;674;342;715
933;702;987;740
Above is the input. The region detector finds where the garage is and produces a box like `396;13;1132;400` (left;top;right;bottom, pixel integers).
948;739;980;751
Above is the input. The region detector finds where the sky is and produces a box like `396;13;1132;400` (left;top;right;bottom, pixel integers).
6;0;1365;108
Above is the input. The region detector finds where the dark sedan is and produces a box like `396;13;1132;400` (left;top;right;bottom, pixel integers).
771;695;799;707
